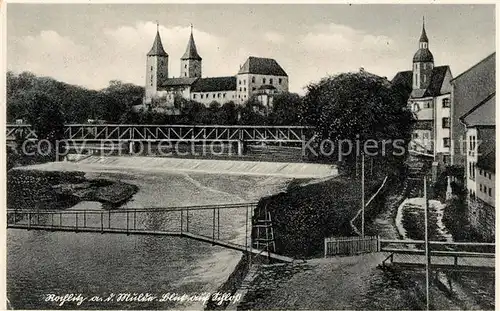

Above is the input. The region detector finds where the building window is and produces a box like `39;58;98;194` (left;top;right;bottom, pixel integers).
489;173;491;179
193;94;197;99
238;95;240;98
489;188;492;197
442;118;450;128
185;64;187;69
201;94;204;99
218;93;221;98
243;79;246;84
270;78;273;85
252;87;256;91
442;98;450;108
244;87;246;91
251;77;255;83
213;94;216;98
424;102;431;109
263;78;266;84
223;93;226;98
480;184;483;192
239;87;242;91
413;133;419;139
185;72;187;77
279;78;282;84
239;80;241;85
443;138;450;148
151;66;153;71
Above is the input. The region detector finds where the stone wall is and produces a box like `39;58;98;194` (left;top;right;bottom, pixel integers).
467;197;495;242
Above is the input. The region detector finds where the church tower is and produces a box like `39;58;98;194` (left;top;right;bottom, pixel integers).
145;23;169;100
180;25;202;78
412;17;434;90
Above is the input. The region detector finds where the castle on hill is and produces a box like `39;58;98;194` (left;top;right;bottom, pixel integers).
143;24;289;114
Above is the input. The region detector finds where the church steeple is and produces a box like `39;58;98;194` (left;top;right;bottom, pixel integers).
419;17;429;48
148;22;168;57
412;17;434;90
181;24;202;61
145;22;169;102
180;24;202;78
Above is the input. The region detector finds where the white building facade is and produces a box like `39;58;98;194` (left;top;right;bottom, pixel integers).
392;20;453;165
143;26;289;112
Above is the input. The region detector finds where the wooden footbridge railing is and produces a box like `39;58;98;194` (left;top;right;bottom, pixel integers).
379;239;495;272
6;203;294;263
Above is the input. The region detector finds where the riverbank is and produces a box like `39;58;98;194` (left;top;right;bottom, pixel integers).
7;169;138;210
255;175;384;258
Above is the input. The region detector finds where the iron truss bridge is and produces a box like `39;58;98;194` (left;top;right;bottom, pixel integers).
6;124;314;143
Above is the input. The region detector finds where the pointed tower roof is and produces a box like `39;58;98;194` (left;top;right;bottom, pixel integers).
147;24;168;57
181;25;202;61
419;17;429;43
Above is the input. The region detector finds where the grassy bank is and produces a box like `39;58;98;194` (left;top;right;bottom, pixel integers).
7;169;138;210
255;175;384;259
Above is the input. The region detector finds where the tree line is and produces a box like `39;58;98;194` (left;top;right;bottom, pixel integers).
7;70;414;176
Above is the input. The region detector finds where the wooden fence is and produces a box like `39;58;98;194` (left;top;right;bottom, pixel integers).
324;235;380;257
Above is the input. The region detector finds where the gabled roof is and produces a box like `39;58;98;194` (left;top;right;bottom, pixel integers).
181;32;202;61
391;70;412;89
403;65;450;99
160;77;198;88
148;31;168;57
191;76;236;92
477;149;495;173
424;65;450;96
451;52;495;83
460;92;496;127
237;57;287;76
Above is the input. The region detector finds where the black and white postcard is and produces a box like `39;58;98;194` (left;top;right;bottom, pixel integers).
3;2;496;310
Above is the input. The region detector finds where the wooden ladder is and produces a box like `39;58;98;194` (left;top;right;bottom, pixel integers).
253;204;276;257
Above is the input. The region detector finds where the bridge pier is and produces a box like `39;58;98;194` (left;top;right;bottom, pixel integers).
237;140;244;157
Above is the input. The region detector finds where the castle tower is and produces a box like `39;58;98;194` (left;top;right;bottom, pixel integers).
412;17;434;90
180;24;202;78
145;23;169;100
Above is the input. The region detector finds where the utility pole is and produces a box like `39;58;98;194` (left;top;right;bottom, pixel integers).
424;176;431;310
361;152;365;237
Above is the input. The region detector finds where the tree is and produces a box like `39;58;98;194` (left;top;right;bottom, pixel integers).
24;92;66;160
268;92;302;125
238;97;268;125
301;71;415;175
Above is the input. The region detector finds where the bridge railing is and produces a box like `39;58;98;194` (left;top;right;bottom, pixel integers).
7;124;314;143
7;202;257;248
379;239;495;269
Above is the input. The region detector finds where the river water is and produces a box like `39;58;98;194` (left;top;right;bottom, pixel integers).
7;170;291;310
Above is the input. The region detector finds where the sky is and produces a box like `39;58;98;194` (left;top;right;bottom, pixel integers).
6;4;496;94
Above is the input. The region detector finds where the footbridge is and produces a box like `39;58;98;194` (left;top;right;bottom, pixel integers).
6;202;294;263
7;124;313;143
379;239;495;273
